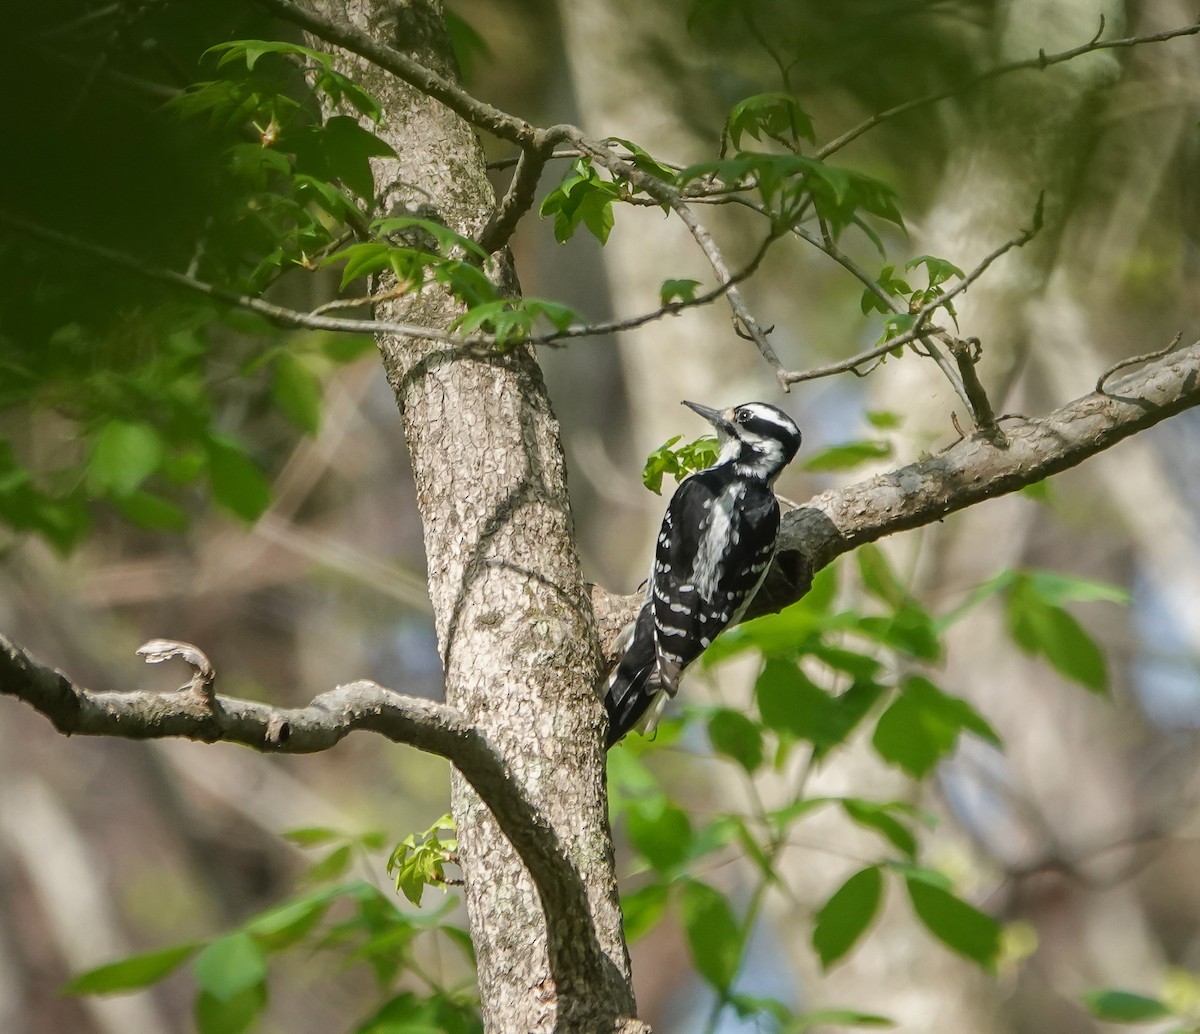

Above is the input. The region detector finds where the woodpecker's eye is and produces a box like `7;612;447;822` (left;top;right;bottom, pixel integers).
734;410;748;424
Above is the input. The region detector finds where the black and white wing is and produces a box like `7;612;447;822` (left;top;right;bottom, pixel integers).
651;470;780;689
602;603;658;748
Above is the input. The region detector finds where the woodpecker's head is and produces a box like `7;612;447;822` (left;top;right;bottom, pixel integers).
682;400;802;481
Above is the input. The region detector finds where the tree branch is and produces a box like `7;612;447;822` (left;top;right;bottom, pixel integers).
0;211;479;346
594;339;1200;643
0;631;610;970
479;137;559;254
816;19;1200;159
252;0;541;147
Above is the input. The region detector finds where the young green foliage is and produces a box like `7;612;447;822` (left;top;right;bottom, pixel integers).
642;434;720;493
387;813;459;907
64;826;480;1033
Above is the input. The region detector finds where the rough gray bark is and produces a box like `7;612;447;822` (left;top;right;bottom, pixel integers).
303;3;639;1031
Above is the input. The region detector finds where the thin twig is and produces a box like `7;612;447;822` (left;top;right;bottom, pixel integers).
671;202;787;381
487;148;584;172
0;211;478;346
817;19;1200;159
782;337;910;385
1096;332;1185;393
4;211;780;353
309;282;411;316
527;230;781;344
780;202;1044;404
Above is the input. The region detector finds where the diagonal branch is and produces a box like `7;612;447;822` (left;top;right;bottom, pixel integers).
252;0;541;147
593;338;1200;645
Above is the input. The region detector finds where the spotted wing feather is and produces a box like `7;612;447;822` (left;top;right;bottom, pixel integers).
651;469;780;689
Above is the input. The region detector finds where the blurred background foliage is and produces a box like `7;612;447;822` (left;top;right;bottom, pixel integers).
3;1;1200;1032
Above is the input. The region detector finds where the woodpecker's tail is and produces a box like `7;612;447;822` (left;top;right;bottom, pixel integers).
602;604;664;748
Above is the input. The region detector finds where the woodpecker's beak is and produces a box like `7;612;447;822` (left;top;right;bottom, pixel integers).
682;400;735;437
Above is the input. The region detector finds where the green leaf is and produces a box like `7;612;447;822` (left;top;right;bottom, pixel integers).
620;882;670;941
196;982;267;1034
314;68;384;123
803;440;891;472
445;10;491;84
864;410;902;430
808;642;882;681
856;544;908;610
755;660;883;758
727;992;792;1024
642;434;718;494
317;115;397;199
244;887;340;951
680;880;742;991
305;843;353;884
872;676;1000;778
206;39;333;72
194;933;267;1002
727;92;816;149
792;1009;895;1030
539;160;622;244
62;943;201;996
701;603;822;666
608;137;677;181
812;866;883;967
841;799;917;859
878;312;917;345
707;708;764;773
905;254;965;288
271;353;323;434
756;658;821;737
88;421;164;497
206;436;271;522
282;826;342;847
325;241;403;289
854;606;942;661
386;819;456;906
904;876;1000;969
660;278;701;306
1082;990;1172;1023
114;491;188;532
626;799;693;873
1022;570;1129;606
371;216;489;261
1007;575;1108;692
294;174;363;225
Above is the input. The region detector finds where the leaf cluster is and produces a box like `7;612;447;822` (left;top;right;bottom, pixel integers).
65;825;480;1034
607;548;1123;1029
642;434;721;493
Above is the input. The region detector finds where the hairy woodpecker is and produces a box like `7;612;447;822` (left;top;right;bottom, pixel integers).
603;400;802;748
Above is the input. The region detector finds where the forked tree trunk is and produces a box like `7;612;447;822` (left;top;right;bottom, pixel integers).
307;2;643;1030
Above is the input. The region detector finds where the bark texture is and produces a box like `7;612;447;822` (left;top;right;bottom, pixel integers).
306;3;638;1030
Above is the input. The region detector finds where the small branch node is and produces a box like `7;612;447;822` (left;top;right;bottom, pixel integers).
266;714;291;747
137;638;216;701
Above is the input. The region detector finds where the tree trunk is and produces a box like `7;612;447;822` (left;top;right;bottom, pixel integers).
307;3;642;1030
